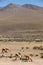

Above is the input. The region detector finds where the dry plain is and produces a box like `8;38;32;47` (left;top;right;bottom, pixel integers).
0;41;43;65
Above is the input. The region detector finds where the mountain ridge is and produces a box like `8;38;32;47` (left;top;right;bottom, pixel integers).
22;4;43;13
0;3;43;11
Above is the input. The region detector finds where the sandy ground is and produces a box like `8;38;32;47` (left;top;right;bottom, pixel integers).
0;58;43;65
0;41;43;65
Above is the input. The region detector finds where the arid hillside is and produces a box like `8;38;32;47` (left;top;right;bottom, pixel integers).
0;3;43;41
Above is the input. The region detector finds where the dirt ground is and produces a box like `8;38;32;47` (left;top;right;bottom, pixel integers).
0;41;43;65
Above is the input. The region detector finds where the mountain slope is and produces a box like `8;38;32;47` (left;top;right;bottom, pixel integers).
0;4;43;40
0;4;43;31
22;4;43;13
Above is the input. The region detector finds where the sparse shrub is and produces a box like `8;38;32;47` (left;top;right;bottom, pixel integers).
35;54;38;57
8;39;11;41
33;46;43;50
40;53;43;55
0;39;3;41
40;46;43;50
26;47;29;49
29;54;33;57
21;47;24;50
40;55;43;58
33;46;40;50
35;40;41;42
40;53;43;58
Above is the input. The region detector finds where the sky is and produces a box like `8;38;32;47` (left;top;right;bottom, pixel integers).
0;0;43;7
